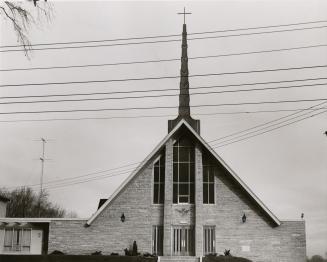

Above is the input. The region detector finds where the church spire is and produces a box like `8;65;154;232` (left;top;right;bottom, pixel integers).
168;16;200;134
178;23;191;117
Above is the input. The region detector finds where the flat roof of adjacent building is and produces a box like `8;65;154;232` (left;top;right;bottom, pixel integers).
0;217;87;223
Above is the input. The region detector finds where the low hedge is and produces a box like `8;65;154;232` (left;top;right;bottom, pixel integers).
0;255;157;262
203;256;252;262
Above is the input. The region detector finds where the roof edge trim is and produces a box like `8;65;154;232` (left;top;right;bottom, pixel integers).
86;119;280;226
86;120;187;225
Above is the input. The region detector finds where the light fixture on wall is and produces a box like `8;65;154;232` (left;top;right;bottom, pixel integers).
121;213;125;223
242;213;247;223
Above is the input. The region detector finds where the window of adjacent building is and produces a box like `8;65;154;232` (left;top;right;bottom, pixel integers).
203;226;216;255
153;156;165;204
173;137;195;204
4;228;31;252
152;225;163;256
203;162;215;204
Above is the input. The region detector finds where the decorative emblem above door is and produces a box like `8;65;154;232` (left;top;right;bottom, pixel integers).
176;208;190;216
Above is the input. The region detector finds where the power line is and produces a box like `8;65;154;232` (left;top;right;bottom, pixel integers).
208;101;327;143
7;162;141;190
1;25;327;53
1;64;327;88
13;168;136;191
2;19;326;49
1;98;326;115
214;109;327;148
211;102;327;146
1;43;326;72
1;82;327;105
43;169;134;190
4;107;326;190
14;109;327;190
2;76;326;100
0;108;327;123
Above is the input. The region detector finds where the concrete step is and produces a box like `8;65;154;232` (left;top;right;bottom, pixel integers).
159;256;200;262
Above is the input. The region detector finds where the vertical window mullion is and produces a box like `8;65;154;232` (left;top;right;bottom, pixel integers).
12;228;14;250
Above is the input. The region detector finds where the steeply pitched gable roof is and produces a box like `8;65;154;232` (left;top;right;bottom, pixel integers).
86;119;280;226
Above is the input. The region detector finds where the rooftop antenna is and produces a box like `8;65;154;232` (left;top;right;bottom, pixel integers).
33;137;53;217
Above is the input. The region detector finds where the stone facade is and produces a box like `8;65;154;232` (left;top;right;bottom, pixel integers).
48;130;306;262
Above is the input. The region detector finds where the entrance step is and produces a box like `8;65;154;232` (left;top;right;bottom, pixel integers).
159;256;200;262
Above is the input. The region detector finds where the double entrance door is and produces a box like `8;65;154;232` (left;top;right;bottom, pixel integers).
172;225;195;256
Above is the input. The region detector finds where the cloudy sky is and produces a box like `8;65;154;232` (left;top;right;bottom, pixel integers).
0;0;326;257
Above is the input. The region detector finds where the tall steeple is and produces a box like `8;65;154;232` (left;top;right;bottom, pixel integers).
168;21;200;134
179;23;191;117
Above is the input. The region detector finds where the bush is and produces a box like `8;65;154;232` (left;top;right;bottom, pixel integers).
124;241;140;256
0;255;158;262
91;251;102;255
203;255;252;262
132;241;138;256
49;250;65;255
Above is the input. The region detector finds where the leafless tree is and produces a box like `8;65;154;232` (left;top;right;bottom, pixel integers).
0;0;53;56
0;187;69;218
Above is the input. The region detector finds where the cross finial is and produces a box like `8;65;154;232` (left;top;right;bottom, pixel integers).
177;7;191;24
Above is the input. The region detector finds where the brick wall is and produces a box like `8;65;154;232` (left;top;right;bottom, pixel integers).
48;136;306;262
197;150;306;262
48;151;164;255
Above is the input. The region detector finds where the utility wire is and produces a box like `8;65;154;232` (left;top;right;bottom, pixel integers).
16;109;327;190
2;76;326;100
17;167;137;190
5;107;326;189
208;101;327;143
1;98;326;115
2;19;326;49
43;169;134;190
1;82;326;105
214;109;327;148
1;25;327;53
7;162;140;189
1;108;327;123
1;43;326;72
1;64;327;88
211;102;327;146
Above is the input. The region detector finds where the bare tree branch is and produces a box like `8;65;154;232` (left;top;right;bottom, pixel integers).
0;1;53;57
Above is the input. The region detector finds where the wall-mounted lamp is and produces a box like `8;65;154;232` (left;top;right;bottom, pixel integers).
242;213;247;223
121;213;125;223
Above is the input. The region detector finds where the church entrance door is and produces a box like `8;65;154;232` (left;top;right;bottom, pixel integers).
172;225;195;256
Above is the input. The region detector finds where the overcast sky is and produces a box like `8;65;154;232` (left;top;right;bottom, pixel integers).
0;0;326;258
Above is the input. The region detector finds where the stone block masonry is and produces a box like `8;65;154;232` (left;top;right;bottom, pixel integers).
48;139;306;262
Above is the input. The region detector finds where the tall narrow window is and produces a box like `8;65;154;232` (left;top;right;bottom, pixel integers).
153;156;165;204
203;226;216;255
203;159;215;204
152;225;163;255
173;137;195;204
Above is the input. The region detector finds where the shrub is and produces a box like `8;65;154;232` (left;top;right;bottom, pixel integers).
132;241;138;256
49;250;65;255
224;249;231;256
124;241;140;256
203;255;253;262
91;251;102;255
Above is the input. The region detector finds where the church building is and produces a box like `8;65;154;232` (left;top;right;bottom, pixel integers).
0;23;306;262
